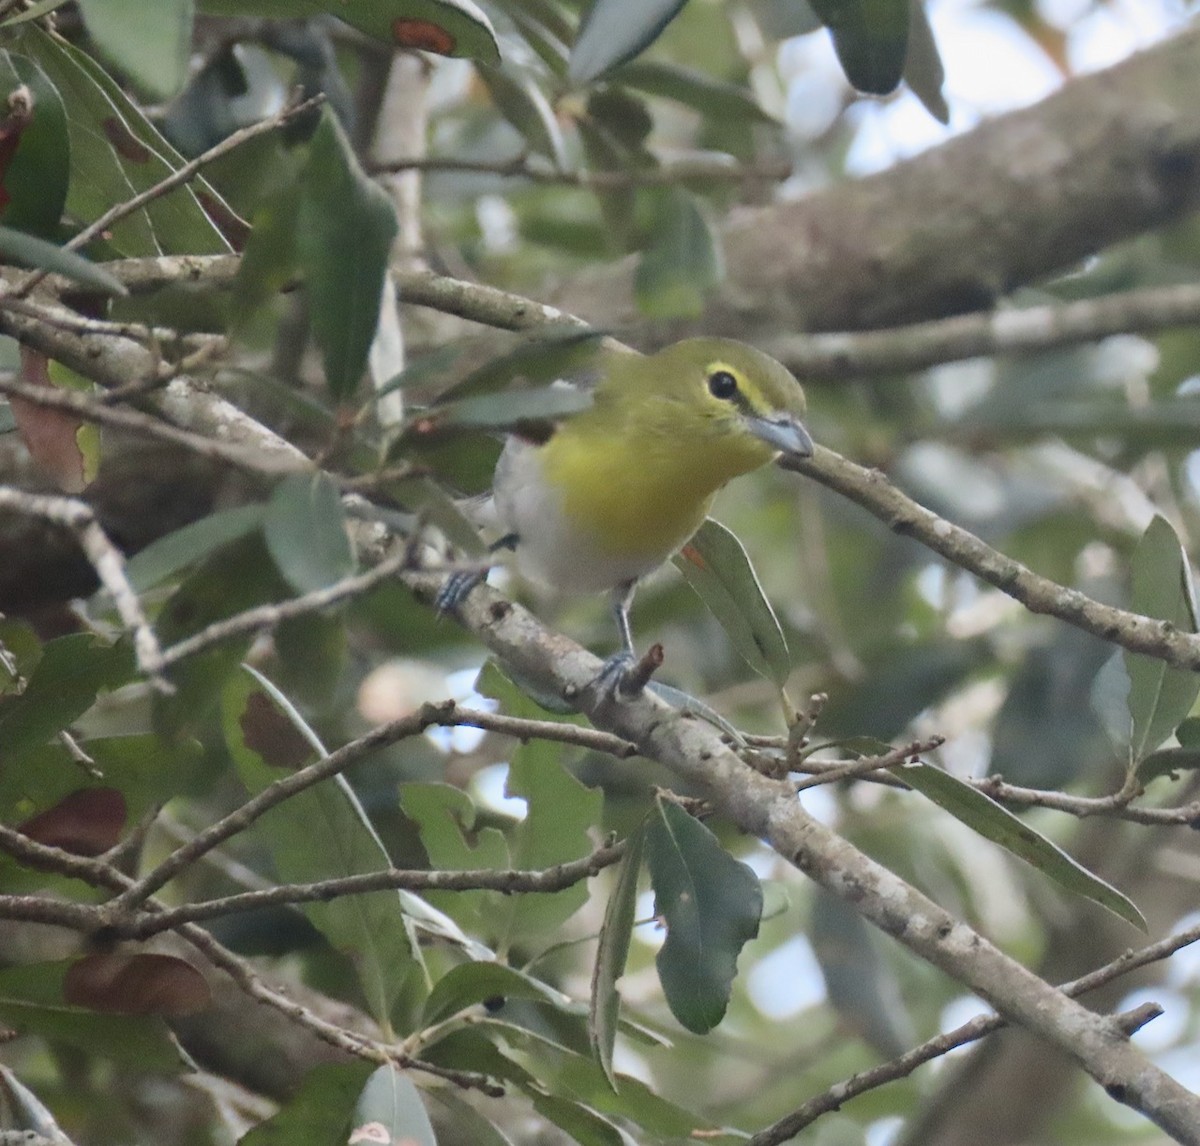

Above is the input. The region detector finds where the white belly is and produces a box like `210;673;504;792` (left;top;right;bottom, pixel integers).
493;439;660;593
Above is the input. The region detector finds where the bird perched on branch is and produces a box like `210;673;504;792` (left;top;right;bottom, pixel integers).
439;337;813;685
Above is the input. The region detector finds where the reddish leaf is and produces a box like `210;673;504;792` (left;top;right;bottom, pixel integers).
392;19;456;53
19;787;127;856
100;116;150;162
239;689;313;769
195;188;251;250
65;952;211;1016
10;347;87;492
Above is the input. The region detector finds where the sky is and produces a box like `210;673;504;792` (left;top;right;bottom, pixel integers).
780;0;1192;175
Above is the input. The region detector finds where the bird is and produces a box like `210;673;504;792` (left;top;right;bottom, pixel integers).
439;336;813;685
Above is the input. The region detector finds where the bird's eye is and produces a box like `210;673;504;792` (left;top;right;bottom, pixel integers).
707;370;739;400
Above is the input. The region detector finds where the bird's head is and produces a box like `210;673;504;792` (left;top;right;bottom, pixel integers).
630;337;814;467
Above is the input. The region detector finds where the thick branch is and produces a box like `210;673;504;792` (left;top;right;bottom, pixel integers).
551;26;1200;341
426;574;1200;1142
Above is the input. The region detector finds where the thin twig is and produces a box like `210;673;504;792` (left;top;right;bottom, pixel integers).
12;93;326;298
792;736;943;792
371;153;792;188
789;446;1200;672
118;841;626;938
0;823;501;1094
748;920;1200;1146
0;486;168;687
0;373;307;477
105;700;634;918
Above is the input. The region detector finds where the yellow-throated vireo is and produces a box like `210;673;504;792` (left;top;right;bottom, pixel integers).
440;337;813;681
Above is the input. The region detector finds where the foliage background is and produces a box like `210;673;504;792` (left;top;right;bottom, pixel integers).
4;1;1200;1145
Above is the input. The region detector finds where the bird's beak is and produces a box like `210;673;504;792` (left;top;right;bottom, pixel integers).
746;414;814;459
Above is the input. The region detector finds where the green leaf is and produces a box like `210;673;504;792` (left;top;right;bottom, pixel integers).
634;189;722;319
435;329;605;404
426;1090;518;1146
1124;515;1200;763
903;0;948;123
507;1023;704;1138
645;796;762;1033
264;473;355;595
0;52;69;239
76;0;193;100
153;533;286;733
810;888;913;1058
809;0;910;95
382;473;488;556
1140;716;1200;782
529;1093;623;1146
589;823;644;1088
0;634;133;765
673;518;790;686
16;25;230;256
477;61;566;167
199;0;500;65
569;0;688;86
423;962;572;1027
0;226;124;292
614;60;777;124
0;962;188;1073
239;1062;375;1146
900;763;1145;930
1138;745;1200;785
0;0;71;28
295;109;398;402
400;782;511;930
353;1066;436;1146
127;504;267;591
231;179;302;330
0;734;206;830
221;668;426;1023
412;384;593;438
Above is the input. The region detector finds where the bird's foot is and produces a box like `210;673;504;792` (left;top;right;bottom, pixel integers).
435;569;484;616
592;644;663;699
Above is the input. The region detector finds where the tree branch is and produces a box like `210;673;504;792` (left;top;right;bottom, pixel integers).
0;486;167;685
750;916;1200;1144
789;447;1200;670
425;572;1200;1142
116;840;625;938
550;26;1200;341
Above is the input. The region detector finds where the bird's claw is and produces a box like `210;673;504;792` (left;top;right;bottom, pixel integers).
593;650;636;696
435;570;484;616
592;644;663;699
